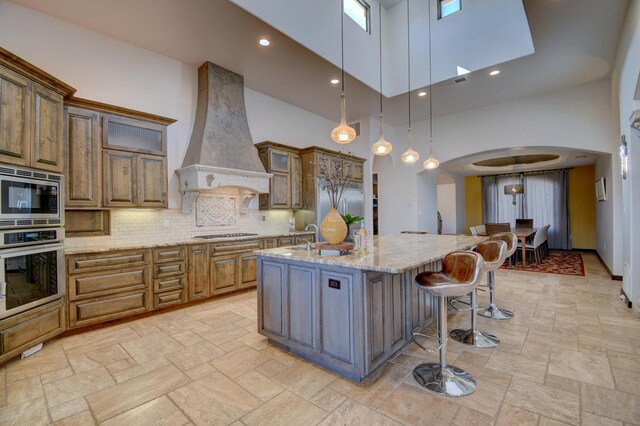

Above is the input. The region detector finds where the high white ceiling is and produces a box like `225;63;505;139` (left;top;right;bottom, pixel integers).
5;0;629;127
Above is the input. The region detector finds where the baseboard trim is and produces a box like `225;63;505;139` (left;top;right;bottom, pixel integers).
621;289;633;309
573;249;622;281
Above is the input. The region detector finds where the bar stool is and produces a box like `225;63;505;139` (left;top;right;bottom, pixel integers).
449;240;505;348
412;251;484;397
478;232;517;320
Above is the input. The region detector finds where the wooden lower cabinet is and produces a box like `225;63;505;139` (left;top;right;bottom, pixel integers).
210;254;238;295
69;290;149;328
0;298;65;363
154;289;185;309
239;252;257;289
187;245;209;300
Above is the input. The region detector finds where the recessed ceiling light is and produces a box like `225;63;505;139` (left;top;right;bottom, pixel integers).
418;91;427;97
330;79;340;85
489;70;500;76
259;38;270;47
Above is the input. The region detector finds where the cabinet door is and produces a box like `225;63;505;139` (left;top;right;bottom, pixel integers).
187;245;209;301
291;154;303;209
137;154;167;208
239;252;257;289
352;162;364;182
64;106;101;207
103;150;136;207
316;154;337;178
269;149;290;173
270;172;290;209
210;254;238;295
103;114;166;155
31;83;64;172
0;64;30;167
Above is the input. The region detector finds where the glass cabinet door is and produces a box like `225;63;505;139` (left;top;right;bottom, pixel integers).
270;150;290;173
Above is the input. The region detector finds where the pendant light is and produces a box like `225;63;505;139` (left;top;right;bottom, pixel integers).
423;0;440;170
401;0;419;164
372;1;393;156
331;0;357;144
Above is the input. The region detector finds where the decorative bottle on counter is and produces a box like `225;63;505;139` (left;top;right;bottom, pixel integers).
358;220;368;255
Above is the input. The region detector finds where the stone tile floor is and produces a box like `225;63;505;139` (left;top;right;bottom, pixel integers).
1;252;639;425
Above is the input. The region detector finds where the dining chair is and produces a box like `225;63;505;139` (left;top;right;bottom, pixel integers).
485;223;510;235
470;226;478;236
540;224;551;257
515;219;533;228
476;225;486;234
521;227;546;265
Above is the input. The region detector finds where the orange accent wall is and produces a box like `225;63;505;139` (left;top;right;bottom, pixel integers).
569;165;596;249
464;176;483;234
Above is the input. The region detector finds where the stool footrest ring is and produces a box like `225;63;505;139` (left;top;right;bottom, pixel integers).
411;331;443;353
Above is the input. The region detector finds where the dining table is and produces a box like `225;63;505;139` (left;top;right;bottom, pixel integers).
479;227;538;269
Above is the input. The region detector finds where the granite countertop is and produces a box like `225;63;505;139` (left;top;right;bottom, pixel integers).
254;233;488;273
65;231;315;255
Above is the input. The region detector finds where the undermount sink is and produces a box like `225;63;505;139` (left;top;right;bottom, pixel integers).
288;245;310;251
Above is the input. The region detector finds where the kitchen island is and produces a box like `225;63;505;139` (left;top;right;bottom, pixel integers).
255;233;487;381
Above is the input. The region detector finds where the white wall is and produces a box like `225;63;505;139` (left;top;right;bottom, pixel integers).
376;80;622;272
437;183;456;234
612;0;640;302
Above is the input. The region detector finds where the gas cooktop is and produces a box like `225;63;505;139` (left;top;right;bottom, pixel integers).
194;233;259;239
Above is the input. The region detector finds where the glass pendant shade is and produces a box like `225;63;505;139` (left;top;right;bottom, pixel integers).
401;130;419;164
331;94;357;144
423;142;439;170
372;116;392;156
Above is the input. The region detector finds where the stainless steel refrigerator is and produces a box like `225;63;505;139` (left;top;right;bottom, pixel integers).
316;181;364;242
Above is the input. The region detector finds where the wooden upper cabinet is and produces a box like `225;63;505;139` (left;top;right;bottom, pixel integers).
31;83;64;172
255;142;302;210
64;98;174;210
137;154;167;208
291;154;303;209
64;106;101;207
103;114;167;155
0;64;30;167
0;48;75;173
103;150;136;207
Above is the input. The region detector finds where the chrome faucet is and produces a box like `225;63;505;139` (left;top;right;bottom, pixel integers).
304;224;318;233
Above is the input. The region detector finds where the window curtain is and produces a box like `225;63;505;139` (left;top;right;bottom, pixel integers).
523;170;571;250
481;175;524;225
482;170;571;250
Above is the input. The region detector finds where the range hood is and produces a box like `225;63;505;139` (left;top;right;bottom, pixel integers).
176;62;271;213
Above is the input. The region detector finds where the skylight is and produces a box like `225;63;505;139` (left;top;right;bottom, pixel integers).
439;0;461;19
344;0;370;33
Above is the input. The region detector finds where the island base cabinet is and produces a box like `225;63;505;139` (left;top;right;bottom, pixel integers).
257;259;365;381
406;262;439;333
364;273;406;372
0;298;65;364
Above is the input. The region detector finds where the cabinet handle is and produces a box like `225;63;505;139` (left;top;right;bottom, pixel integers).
193;249;204;254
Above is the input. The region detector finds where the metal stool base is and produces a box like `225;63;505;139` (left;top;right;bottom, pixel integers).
478;304;514;320
413;363;476;397
449;328;500;348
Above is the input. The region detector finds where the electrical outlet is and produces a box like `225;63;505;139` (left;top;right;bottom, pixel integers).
260;215;266;222
163;219;171;228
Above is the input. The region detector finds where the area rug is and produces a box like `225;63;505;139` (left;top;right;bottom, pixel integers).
500;250;585;276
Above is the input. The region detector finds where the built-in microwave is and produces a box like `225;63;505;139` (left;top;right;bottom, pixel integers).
0;165;63;229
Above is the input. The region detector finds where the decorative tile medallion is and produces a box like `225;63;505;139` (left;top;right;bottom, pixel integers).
196;196;237;227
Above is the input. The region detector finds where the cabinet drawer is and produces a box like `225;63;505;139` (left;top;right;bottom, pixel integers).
154;290;185;309
154;261;185;278
68;250;149;274
69;290;148;328
154;276;185;293
210;240;262;256
295;235;315;245
0;299;64;355
68;267;149;301
277;237;295;247
153;246;185;263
